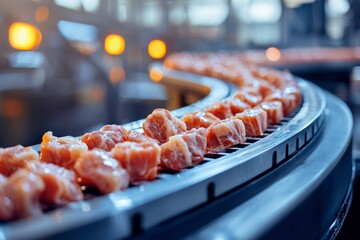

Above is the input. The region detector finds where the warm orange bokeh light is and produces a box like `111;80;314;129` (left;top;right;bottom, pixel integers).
149;67;163;83
9;22;42;50
104;34;125;55
148;39;166;59
266;47;281;62
35;6;49;23
2;99;24;118
109;66;126;84
91;86;106;102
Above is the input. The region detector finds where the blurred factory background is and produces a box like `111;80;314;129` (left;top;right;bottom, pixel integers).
0;0;359;150
2;1;360;239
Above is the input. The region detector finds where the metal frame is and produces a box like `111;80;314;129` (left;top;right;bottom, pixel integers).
190;91;353;240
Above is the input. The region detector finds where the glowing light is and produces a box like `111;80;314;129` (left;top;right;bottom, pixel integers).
92;86;105;101
104;34;125;55
35;6;49;22
149;67;163;83
109;66;125;84
188;2;229;26
2;99;24;118
148;39;166;59
235;0;282;24
266;47;281;62
82;0;100;12
284;0;316;8
9;22;42;50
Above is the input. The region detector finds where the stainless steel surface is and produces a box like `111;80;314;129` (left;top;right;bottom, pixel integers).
0;69;326;240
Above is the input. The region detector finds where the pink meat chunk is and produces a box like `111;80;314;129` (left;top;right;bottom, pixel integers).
161;128;207;171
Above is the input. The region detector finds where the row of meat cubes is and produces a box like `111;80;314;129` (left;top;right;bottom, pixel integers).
0;53;301;221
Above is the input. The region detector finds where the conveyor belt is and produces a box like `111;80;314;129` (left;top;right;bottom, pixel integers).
0;68;327;240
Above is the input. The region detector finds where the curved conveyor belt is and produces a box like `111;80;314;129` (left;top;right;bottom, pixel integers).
0;66;352;240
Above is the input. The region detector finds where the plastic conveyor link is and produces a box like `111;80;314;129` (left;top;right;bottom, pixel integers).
259;133;270;137
264;129;276;134
245;138;261;143
234;142;252;148
267;126;281;131
204;153;228;160
222;148;240;154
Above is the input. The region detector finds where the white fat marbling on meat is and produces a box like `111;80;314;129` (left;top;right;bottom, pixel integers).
166;135;192;166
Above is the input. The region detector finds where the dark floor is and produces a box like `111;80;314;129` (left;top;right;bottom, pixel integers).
337;160;360;239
